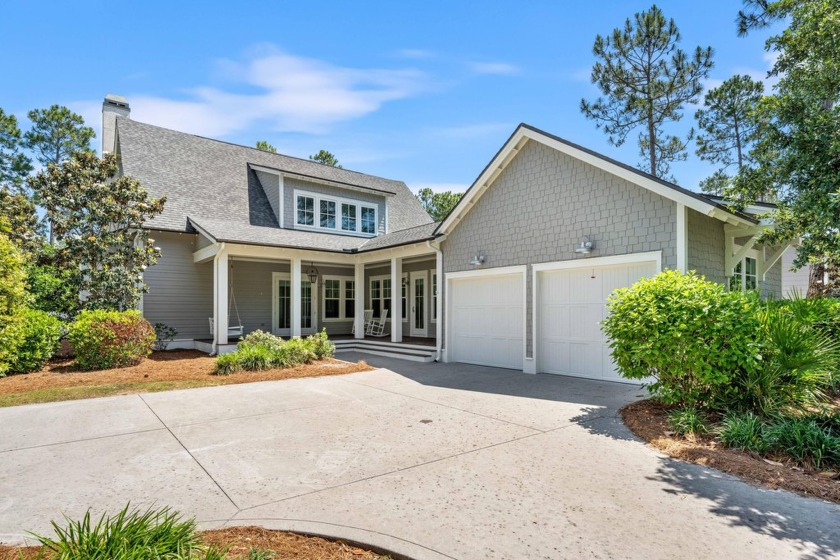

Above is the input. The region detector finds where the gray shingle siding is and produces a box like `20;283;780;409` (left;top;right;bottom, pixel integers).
686;209;726;284
762;257;783;299
255;170;281;225
143;231;213;340
283;177;387;235
441;139;677;357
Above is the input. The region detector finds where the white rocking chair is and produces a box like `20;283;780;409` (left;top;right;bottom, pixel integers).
351;309;374;335
366;308;389;337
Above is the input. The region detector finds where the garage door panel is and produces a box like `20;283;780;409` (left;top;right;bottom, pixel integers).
537;259;657;383
450;273;524;370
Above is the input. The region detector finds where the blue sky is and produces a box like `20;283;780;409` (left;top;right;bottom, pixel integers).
1;1;780;193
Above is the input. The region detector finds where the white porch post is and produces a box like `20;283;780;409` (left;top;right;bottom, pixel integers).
435;246;443;360
391;257;403;342
354;260;365;339
214;248;229;347
676;203;688;272
291;257;302;338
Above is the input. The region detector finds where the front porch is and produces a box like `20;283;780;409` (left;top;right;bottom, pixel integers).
192;239;442;359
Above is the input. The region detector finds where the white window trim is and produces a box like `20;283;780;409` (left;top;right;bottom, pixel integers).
271;271;318;336
322;275;355;322
370;273;408;323
293;188;378;237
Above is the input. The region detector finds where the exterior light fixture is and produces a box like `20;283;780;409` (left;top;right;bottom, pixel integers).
469;253;486;267
574;241;594;255
306;262;320;285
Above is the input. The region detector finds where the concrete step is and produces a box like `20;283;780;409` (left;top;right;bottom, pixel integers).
334;339;437;363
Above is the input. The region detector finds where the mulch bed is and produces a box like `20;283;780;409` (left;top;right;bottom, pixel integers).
0;350;373;406
622;399;840;504
0;526;388;559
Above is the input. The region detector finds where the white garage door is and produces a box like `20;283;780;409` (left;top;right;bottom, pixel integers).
449;272;524;370
536;259;658;382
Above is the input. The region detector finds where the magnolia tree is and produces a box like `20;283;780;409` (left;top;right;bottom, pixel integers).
29;152;165;312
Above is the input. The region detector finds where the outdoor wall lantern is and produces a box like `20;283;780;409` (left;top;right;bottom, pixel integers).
574;240;595;255
469;253;486;267
306;262;320;285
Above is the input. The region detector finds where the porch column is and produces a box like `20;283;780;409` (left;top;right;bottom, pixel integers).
391;257;402;342
213;249;229;346
435;246;443;360
291;257;301;338
354;261;365;339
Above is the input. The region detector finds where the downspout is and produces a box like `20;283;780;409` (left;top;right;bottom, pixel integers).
211;242;227;356
428;237;445;362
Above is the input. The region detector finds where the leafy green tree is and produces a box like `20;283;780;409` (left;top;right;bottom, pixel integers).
256;140;277;153
580;4;714;180
28;151;166;313
0;231;29;375
0;188;43;254
695;75;764;194
0;109;33;194
416;188;463;221
309;149;342;168
729;0;840;273
23;105;95;168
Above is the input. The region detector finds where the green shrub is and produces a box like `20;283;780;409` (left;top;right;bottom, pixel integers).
667;407;708;436
765;417;840;469
723;308;839;416
213;331;330;375
0;232;30;376
306;329;336;359
717;412;769;453
7;309;62;374
33;504;226;559
154;322;178;351
68;310;156;370
238;329;284;352
214;352;241;376
602;270;762;408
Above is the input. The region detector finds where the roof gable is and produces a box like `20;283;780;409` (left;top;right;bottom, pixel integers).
435;124;757;237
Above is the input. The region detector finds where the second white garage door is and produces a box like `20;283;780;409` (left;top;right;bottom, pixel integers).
448;271;524;370
536;258;658;382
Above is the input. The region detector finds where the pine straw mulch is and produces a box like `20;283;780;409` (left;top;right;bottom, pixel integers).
0;526;389;559
0;350;373;407
621;399;840;504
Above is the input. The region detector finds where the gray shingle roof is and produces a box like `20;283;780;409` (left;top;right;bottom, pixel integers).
116;118;432;235
190;216;439;253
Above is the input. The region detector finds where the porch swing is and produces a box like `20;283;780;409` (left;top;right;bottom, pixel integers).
208;261;245;340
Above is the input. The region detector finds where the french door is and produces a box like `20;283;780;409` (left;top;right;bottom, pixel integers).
272;272;317;336
409;270;428;337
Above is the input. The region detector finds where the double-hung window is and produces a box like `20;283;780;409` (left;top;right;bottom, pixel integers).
295;190;378;236
731;256;758;291
370;276;392;318
323;277;355;321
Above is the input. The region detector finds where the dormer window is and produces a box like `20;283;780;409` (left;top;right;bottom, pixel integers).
295;189;378;236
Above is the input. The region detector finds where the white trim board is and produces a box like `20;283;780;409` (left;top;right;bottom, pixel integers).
531;251;663;273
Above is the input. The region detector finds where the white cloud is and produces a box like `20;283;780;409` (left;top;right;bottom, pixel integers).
468;61;521;76
409;182;470;194
97;47;429;138
430;122;512;140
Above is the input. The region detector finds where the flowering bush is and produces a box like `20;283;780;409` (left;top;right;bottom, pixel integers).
68;310;155;370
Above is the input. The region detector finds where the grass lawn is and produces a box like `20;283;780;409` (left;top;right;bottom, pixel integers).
622;399;840;504
0;350;372;408
0;526;389;559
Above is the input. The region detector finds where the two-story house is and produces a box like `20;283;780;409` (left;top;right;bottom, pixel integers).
104;94;791;383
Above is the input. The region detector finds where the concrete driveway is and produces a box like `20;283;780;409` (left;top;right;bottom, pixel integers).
1;354;838;559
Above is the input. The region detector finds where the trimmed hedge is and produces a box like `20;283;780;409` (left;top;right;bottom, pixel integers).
214;329;335;375
8;309;62;374
68;310;156;370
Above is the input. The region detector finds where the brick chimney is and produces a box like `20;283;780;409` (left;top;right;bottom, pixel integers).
101;94;130;154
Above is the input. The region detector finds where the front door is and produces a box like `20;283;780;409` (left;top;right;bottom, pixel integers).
272;272;317;336
409;270;428;337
